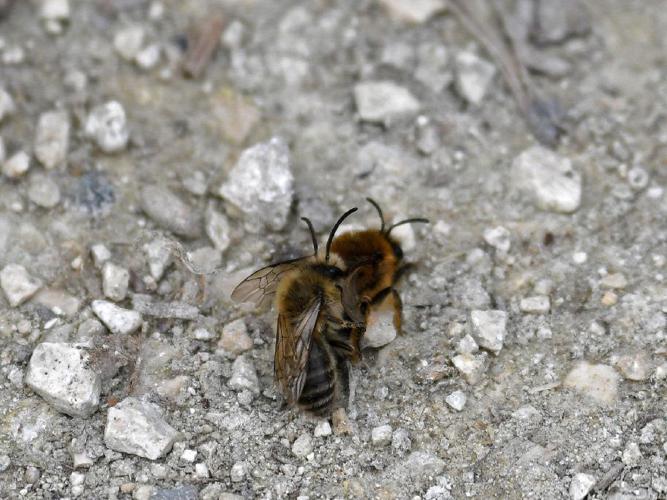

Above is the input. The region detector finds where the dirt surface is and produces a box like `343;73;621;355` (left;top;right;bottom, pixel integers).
0;0;666;499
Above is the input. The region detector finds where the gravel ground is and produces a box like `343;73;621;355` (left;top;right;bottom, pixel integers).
0;0;666;499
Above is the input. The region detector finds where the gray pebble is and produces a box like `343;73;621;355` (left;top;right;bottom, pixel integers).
2;150;30;178
354;80;421;124
228;355;260;393
91;300;142;335
84;101;129;153
34;110;70;169
102;262;130;302
141;185;202;239
454;51;496;105
1;263;43;307
28;174;61;208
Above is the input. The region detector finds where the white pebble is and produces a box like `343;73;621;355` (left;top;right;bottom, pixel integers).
361;308;397;349
457;334;479;354
102;262;130;302
445;390;467;411
135;44;161;70
0;264;43;307
371;425;393;447
563;362;619;404
205;207;231;252
218;318;253;355
28;174;61;208
194;463;209;479
2;150;30;178
454;51;496;105
104;397;178;460
180;449;197;463
314;420;332;437
483;226;511;252
614;352;651;381
228;355;260;393
520;295;551;314
0;87;16;123
90;243;112;268
25;343;101;417
142;238;172;281
291;433;313;458
451;353;487;385
512;146;582;213
572;251;588;264
469;309;507;355
230;461;246;482
84;101;129;153
600;273;627;289
621;442;642;466
354;81;421;124
91;300;142;335
113;26;145;61
569;473;596;500
378;0;447;24
34;110;70;169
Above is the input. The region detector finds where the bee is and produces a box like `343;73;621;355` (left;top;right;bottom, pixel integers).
329;198;429;334
231;208;366;416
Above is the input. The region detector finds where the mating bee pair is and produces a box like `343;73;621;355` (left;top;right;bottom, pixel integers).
232;199;428;416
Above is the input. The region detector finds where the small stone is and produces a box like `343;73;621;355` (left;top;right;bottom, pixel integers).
361;308;397;349
332;408;352;435
186;246;221;274
572;251;588;264
615;352;651;381
28;174;61;208
194;463;210;479
621;442;642;466
131;295;199;320
228;355;259;393
143;239;171;280
0;455;10;472
90;243;111;268
391;428;412;454
0;87;15;123
600;273;627;289
218;138;294;232
655;363;667;380
1;264;43;307
40;0;70;24
2;150;30;178
452;353;487;385
230;461;246;482
33;288;81;317
457;334;479;354
627;166;649;191
34;110;70;169
469;310;507;355
104;397;178;460
113;25;145;61
378;0;446;24
354;81;421;124
180;449;197;463
445;390;467;411
25;466;41;484
292;433;313;458
314;420;332;437
210;88;261;145
520;295;551;314
371;425;393;447
205;207;231;252
192;327;216;341
135;44;160;70
102;262;130;302
569;473;596;500
533;0;591;45
601;291;618;306
483;226;511;252
84;101;129;153
454;52;496;105
404;451;446;480
141;186;202;239
70;471;85;486
181;170;207;196
512;146;582;213
415;42;451;93
25;343;101;417
563;362;619;404
91;300;142;335
72;451;94;469
218;319;253;355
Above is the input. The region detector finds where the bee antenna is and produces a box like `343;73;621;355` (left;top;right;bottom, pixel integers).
385;218;430;236
300;217;318;256
366;198;385;232
325;207;358;262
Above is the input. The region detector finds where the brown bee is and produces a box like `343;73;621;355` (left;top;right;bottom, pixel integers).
231;208;365;416
329;198;428;334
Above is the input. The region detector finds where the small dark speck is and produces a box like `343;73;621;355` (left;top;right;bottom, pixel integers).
543;232;555;246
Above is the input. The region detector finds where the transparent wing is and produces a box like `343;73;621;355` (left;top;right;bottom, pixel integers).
274;295;322;403
231;258;303;308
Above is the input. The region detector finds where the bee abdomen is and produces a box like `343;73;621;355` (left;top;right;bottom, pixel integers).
298;340;337;416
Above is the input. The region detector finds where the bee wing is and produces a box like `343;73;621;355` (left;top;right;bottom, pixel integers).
274;294;323;403
231;258;304;308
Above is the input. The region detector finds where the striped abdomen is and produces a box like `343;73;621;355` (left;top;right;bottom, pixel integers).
298;337;344;416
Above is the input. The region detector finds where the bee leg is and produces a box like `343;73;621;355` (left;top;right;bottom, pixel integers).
391;289;403;336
